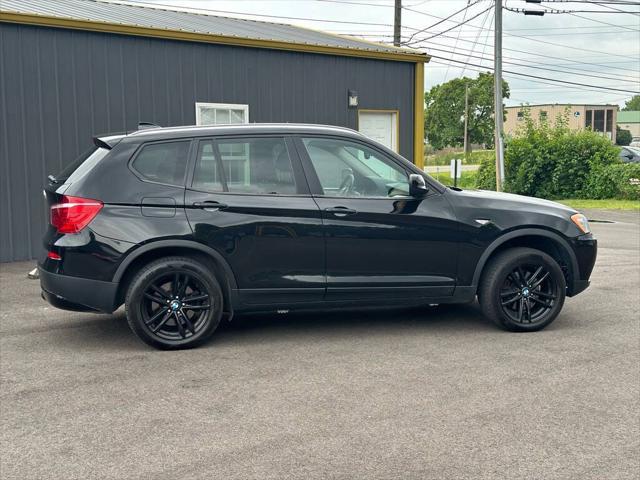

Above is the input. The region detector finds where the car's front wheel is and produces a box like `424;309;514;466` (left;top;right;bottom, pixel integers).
125;256;223;349
479;247;566;331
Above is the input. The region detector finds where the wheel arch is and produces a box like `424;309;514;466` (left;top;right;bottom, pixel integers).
472;228;579;294
113;240;237;313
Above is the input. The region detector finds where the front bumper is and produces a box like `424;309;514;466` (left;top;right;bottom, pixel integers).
39;266;119;313
567;234;597;297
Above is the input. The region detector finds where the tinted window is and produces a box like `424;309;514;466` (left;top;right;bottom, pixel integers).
192;137;297;195
302;137;409;198
59;147;110;185
133;141;190;185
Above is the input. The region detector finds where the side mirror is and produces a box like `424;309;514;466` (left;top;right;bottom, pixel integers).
409;174;428;197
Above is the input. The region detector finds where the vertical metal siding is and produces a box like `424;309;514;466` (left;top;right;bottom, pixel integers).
0;23;415;262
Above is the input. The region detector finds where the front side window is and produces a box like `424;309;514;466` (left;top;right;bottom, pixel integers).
132;141;190;185
302;137;409;198
192;137;297;195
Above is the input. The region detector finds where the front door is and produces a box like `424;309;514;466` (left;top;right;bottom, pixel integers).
185;136;325;306
296;135;459;301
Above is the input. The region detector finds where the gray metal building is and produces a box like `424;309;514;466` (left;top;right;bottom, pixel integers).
0;0;428;262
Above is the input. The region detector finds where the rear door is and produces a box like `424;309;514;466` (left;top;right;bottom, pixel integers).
184;135;325;306
295;135;459;301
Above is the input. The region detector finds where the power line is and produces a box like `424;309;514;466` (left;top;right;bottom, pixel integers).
427;55;640;93
505;6;640;14
405;3;495;44
461;1;494;76
113;0;418;27
404;34;640;80
403;0;482;44
402;34;640;75
406;23;639;60
445;1;477;81
429;59;636;97
344;28;640;36
420;43;639;83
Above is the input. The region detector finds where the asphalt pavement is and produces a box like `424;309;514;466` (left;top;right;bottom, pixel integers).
1;209;638;480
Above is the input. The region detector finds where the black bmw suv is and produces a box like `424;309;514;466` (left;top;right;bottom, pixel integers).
40;124;597;349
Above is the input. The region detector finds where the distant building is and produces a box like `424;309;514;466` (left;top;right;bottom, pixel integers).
617;111;640;139
504;104;618;143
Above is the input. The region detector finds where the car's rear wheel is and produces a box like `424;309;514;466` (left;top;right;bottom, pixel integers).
479;247;566;331
125;257;223;349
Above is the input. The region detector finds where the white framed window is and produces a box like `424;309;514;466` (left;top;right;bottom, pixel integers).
195;102;249;125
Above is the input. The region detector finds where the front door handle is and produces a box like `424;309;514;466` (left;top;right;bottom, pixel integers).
192;201;228;211
325;206;357;217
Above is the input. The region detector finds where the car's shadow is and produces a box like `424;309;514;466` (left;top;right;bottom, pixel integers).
51;302;495;351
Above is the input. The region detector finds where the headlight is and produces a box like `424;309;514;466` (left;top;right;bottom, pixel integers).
571;213;590;234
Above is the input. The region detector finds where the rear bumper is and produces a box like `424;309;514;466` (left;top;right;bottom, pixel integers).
39;266;119;313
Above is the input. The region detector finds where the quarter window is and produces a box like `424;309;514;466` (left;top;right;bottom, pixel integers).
132;141;190;185
302;137;409;198
192;137;297;195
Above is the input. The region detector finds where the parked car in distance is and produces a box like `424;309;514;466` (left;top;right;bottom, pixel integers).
619;146;640;163
40;124;597;349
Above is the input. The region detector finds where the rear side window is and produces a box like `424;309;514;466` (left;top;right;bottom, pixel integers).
132;141;190;186
192;137;297;195
55;147;109;184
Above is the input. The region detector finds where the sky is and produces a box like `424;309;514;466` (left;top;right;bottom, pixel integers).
119;0;639;107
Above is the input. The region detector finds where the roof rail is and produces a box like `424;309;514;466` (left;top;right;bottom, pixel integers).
138;122;162;130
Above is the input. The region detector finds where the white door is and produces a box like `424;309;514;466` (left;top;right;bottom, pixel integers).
358;110;398;152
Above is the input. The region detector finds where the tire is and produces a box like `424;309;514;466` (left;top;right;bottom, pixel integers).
478;247;566;332
125;256;223;349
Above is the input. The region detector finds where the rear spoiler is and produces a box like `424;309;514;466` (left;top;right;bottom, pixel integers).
93;134;125;149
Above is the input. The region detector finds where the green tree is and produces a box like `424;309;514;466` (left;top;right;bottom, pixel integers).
622;95;640;111
424;72;509;151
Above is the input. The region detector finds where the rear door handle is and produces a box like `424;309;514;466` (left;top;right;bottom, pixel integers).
325;206;357;217
192;201;228;211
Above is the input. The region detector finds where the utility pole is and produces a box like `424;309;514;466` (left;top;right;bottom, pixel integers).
463;83;469;161
494;0;505;191
394;0;402;47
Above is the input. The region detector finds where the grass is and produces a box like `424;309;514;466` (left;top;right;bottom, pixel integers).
425;149;494;167
428;169;478;189
556;199;640;211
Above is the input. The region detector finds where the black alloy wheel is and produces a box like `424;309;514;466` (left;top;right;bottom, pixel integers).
499;264;557;325
125;257;223;349
479;247;566;332
141;271;211;341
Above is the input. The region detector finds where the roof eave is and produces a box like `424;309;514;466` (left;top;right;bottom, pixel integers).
0;11;430;63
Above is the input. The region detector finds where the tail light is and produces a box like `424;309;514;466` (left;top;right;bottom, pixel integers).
50;195;103;234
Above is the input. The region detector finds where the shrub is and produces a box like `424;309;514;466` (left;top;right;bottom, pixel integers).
475;156;496;190
616;127;632;146
587;163;640;200
473;112;635;200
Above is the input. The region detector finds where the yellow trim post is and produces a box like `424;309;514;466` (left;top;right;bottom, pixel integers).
0;12;429;63
413;62;425;169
